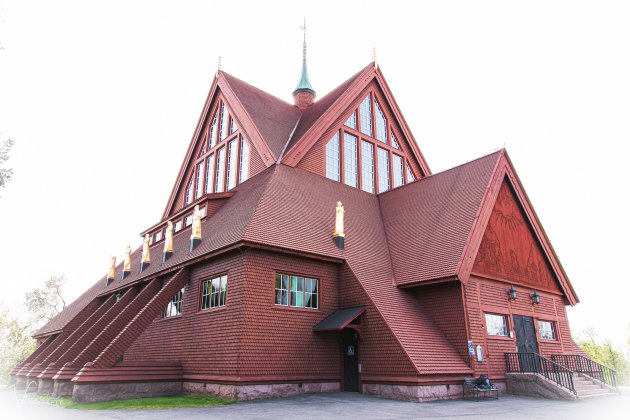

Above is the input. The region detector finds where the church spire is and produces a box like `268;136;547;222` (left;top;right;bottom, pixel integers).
293;18;315;109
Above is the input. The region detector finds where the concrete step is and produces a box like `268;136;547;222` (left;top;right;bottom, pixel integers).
576;388;613;397
577;391;616;400
574;384;603;391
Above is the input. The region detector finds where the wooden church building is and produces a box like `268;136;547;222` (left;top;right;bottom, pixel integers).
12;42;593;403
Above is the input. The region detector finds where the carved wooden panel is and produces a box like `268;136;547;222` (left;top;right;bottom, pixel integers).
473;180;560;293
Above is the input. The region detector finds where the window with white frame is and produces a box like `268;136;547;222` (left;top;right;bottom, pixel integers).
163;287;185;317
361;140;375;193
406;163;415;182
377;148;390;193
359;95;373;136
215;146;226;193
200;275;227;310
393;154;404;188
538;320;557;340
239;138;250;183
274;273;318;309
485;313;509;337
344;133;358;187
375;101;387;143
195;161;205;199
185;178;194;205
325;132;340;181
226;139;238;190
205;154;215;194
345;111;357;129
219;102;228;141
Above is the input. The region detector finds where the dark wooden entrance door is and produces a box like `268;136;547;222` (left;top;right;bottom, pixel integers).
342;329;359;392
513;315;540;371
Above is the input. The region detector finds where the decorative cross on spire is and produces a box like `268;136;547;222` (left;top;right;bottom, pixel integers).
299;18;307;59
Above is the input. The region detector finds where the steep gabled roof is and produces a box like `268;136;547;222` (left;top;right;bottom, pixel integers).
380;151;502;286
281;64;431;176
221;72;300;160
379;149;578;305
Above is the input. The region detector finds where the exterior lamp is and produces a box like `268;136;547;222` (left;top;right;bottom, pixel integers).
508;285;517;301
531;290;540;305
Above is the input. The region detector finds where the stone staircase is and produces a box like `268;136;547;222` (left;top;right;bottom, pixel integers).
573;374;618;400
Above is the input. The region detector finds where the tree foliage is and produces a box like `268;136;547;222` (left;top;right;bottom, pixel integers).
0;306;36;384
0;275;67;384
576;327;630;385
0;137;13;190
24;275;67;326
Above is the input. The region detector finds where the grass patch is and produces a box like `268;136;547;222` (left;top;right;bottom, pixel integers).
38;394;236;410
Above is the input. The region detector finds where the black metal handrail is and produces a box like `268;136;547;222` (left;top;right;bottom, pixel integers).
551;354;617;389
505;352;576;394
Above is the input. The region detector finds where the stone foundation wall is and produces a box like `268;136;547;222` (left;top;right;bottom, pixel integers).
52;380;74;398
183;381;340;401
363;382;506;402
37;378;54;395
506;373;576;401
72;381;182;403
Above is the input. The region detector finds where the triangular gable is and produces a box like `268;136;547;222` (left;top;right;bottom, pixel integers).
459;151;578;305
162;72;278;220
282;64;431;178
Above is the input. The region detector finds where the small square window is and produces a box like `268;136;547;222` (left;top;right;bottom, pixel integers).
174;220;183;232
538;320;557;340
185;214;193;227
485;313;509;337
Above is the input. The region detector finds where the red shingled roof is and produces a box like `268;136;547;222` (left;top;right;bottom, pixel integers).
221;72;300;160
380;151;502;287
285;64;372;155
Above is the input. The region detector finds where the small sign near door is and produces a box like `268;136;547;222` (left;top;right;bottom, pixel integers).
347;345;355;356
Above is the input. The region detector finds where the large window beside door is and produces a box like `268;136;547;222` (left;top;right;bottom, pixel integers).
274;273;318;309
485;313;509;337
537;320;557;340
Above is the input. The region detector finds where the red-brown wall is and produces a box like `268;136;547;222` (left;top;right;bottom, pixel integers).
464;275;573;380
338;264;418;380
411;282;469;363
124;249;343;383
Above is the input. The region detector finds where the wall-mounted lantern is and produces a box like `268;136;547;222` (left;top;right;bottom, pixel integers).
531;290;540;305
508;285;517;301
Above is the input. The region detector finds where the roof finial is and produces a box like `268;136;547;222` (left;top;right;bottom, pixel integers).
216;56;222;76
293;18;315;109
372;47;378;69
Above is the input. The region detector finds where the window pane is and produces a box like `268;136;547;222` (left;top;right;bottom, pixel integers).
538;321;556;340
344;111;357;129
359;95;373;137
215;147;226;193
206;155;215;194
343;133;358;187
485;314;508;336
230;117;237;134
393;155;404;188
406;163;415;182
325;132;340;181
239;138;250;183
375;101;387;142
390;130;401;150
361;141;374;193
220;103;228;141
185;178;194;205
275;273;282;289
195;161;205;199
226;139;238;190
220;275;227;306
377;148;390;193
209;112;218;148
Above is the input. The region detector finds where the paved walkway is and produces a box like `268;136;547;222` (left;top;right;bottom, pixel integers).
1;390;628;419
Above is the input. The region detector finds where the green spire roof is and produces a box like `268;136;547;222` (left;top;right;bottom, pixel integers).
293;42;315;96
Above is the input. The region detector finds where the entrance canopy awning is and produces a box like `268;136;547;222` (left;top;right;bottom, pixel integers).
313;306;365;332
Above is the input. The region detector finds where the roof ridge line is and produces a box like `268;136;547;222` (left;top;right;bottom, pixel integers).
277;114;302;164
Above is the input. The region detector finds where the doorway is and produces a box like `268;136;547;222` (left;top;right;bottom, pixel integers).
513;315;540;372
341;328;359;392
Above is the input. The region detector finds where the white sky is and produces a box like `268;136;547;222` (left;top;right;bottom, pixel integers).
0;0;628;347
